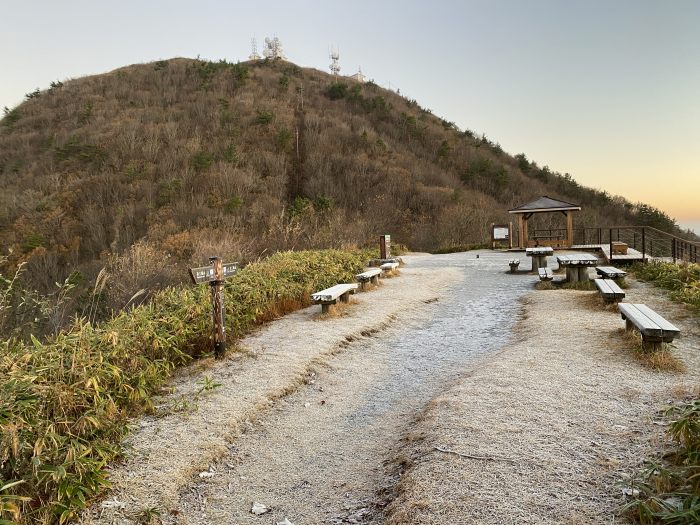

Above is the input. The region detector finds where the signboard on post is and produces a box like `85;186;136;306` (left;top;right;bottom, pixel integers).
380;234;391;260
491;223;513;249
188;257;238;358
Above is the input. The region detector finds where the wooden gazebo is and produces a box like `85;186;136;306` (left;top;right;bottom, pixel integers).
508;196;581;249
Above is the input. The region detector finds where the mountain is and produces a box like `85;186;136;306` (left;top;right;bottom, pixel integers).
0;57;685;291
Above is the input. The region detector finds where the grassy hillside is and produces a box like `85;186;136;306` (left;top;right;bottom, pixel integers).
0;57;685;295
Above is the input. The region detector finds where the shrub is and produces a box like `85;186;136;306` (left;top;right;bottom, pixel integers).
190;151;213;172
275;128;293;152
224;196;244;213
255;109;274;125
326;82;348;100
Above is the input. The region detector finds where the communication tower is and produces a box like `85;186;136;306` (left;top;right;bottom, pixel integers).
329;47;340;76
263;36;285;60
249;37;261;60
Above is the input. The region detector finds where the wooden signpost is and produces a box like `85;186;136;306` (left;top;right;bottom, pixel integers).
380;234;391;260
189;256;238;358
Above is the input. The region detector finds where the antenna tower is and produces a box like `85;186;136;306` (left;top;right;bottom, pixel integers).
249;37;261;60
263;36;285;60
329;46;341;76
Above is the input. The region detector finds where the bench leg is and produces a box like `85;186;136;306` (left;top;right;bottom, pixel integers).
339;292;350;304
625;319;634;332
371;275;379;285
358;281;367;292
566;267;577;282
531;258;538;272
321;304;331;314
641;337;662;352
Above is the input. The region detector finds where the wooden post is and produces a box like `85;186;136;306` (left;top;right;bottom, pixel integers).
509;222;513;249
522;217;529;248
210;257;225;358
517;215;524;249
189;257;238;359
609;228;613;263
380;234;391;259
642;228;646;262
566;211;574;247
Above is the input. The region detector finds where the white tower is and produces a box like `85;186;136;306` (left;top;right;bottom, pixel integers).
263;36;285;60
329;47;340;76
249;37;261;60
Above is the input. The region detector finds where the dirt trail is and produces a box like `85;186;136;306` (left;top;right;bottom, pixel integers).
84;251;699;525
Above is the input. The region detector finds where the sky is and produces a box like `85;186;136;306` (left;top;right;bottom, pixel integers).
2;0;698;233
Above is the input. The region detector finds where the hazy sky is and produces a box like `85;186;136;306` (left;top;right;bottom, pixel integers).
2;0;698;232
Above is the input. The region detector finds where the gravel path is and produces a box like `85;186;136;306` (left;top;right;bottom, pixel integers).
83;251;699;525
385;279;700;525
84;256;466;524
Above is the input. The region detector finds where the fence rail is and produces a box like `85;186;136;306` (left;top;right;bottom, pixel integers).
529;226;699;264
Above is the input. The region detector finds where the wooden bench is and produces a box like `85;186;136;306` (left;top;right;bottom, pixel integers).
538;268;553;281
596;266;627;280
311;283;358;313
380;262;399;275
509;259;520;273
618;303;681;351
594;278;625;303
355;268;382;291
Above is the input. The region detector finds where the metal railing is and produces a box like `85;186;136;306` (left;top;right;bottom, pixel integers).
529;226;699;263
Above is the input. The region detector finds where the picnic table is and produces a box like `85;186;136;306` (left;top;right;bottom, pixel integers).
525;247;554;272
556;253;599;283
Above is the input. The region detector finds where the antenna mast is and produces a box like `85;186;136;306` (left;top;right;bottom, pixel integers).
249;37;261;60
329;46;340;76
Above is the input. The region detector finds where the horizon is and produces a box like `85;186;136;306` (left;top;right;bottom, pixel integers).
2;0;698;233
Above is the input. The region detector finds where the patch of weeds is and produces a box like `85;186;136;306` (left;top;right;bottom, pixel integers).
134;506;162;525
154;60;168;71
634;345;686;374
621;398;699;524
561;280;596;291
196;375;222;396
535;281;555;290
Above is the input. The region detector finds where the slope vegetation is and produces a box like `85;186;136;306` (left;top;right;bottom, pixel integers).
0;57;681;292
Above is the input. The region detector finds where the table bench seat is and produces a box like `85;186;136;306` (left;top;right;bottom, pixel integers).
355;268;382;290
538;268;553;281
618;303;681;351
594;278;625;303
596;266;627;279
311;283;358;313
380;262;400;274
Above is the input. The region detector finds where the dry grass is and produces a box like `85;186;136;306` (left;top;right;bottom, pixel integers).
616;327;687;373
534;280;554;290
634;347;687;373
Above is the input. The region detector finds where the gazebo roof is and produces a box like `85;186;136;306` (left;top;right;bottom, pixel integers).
508;196;581;214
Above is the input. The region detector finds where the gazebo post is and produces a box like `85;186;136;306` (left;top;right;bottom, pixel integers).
566;211;574;247
523;216;529;247
517;215;525;249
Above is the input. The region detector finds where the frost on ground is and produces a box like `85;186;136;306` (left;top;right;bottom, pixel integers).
81;262;461;524
385;280;700;525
